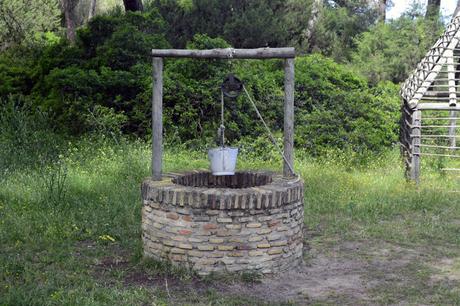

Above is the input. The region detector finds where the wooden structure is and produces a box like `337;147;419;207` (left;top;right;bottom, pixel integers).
150;47;296;180
401;14;460;183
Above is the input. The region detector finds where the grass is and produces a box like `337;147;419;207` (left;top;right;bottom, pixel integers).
1;136;460;305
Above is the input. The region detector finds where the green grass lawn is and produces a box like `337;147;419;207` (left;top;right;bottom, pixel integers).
1;138;460;305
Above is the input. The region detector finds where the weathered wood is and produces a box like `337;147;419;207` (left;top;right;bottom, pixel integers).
410;110;422;184
151;48;295;59
418;103;460;110
152;57;163;180
283;58;295;177
449;111;457;148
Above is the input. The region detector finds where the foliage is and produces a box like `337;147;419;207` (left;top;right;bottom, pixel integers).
294;55;400;154
29;9;170;135
0;0;61;50
152;0;289;48
0;95;63;173
351;15;443;85
308;0;380;61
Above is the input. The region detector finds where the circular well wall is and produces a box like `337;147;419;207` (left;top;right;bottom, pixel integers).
141;171;304;275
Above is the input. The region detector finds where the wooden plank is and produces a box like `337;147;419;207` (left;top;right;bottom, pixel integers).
152;57;163;180
449;110;458;147
410;110;421;184
418;103;460;110
283;58;295;177
151;48;295;59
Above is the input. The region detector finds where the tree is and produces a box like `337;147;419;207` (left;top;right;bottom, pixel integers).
88;0;96;19
425;0;440;19
61;0;79;42
0;0;61;50
123;0;143;11
378;0;386;22
305;0;322;48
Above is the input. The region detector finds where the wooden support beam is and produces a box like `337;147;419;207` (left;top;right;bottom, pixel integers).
151;48;295;59
449;111;458;148
418;103;460;110
410;110;422;184
283;58;295;177
152;57;163;180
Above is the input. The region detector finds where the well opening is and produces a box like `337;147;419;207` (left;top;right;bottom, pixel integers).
172;171;273;188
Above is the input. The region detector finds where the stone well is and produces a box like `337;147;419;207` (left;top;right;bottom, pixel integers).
141;171;304;275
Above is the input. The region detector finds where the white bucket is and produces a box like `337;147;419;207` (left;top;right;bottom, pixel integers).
208;147;239;176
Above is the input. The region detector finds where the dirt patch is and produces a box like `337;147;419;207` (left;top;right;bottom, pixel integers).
215;239;435;304
431;257;460;281
79;237;459;305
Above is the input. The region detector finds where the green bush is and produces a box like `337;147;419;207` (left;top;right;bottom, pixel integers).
294;55;400;154
29;9;170;135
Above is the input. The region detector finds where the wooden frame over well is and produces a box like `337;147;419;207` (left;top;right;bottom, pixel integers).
401;14;460;183
150;47;296;180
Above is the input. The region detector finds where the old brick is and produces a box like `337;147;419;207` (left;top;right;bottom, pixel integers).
209;238;224;244
257;228;271;235
188;250;203;257
216;230;231;237
153;222;163;229
258;216;272;222
203;223;218;230
246;222;262;228
248;236;263;242
206;209;219;215
257;243;271;248
217;245;235;251
178;243;193;250
197;245;214;251
271;240;288;247
268;220;280;228
239;216;253;223
171;248;186;254
249;251;264;256
188;237;206;243
163;240;176;247
217;218;232;223
166;213;179;220
267;234;281;241
182;215;192;222
268;248;283;255
178;229;192;235
225;224;241;230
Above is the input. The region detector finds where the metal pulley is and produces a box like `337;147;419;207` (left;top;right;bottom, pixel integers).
221;74;243;99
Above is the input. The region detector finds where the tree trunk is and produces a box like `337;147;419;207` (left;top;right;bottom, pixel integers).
305;0;322;49
425;0;441;19
88;0;96;19
378;0;386;23
61;0;77;43
123;0;143;12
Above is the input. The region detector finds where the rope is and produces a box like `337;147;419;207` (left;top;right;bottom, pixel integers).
220;90;225;147
242;85;295;175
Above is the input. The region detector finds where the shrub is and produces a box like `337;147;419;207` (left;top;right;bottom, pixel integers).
294;55;400;154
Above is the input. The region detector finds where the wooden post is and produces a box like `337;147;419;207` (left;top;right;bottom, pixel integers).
447;48;457;148
152;57;163;180
283;58;295;177
410;110;422;184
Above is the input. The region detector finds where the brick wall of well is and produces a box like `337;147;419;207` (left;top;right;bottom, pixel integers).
141;171;304;275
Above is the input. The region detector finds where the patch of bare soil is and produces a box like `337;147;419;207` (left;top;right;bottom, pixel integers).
219;240;432;305
81;238;459;305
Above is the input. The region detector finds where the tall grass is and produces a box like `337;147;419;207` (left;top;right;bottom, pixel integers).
1;97;460;305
